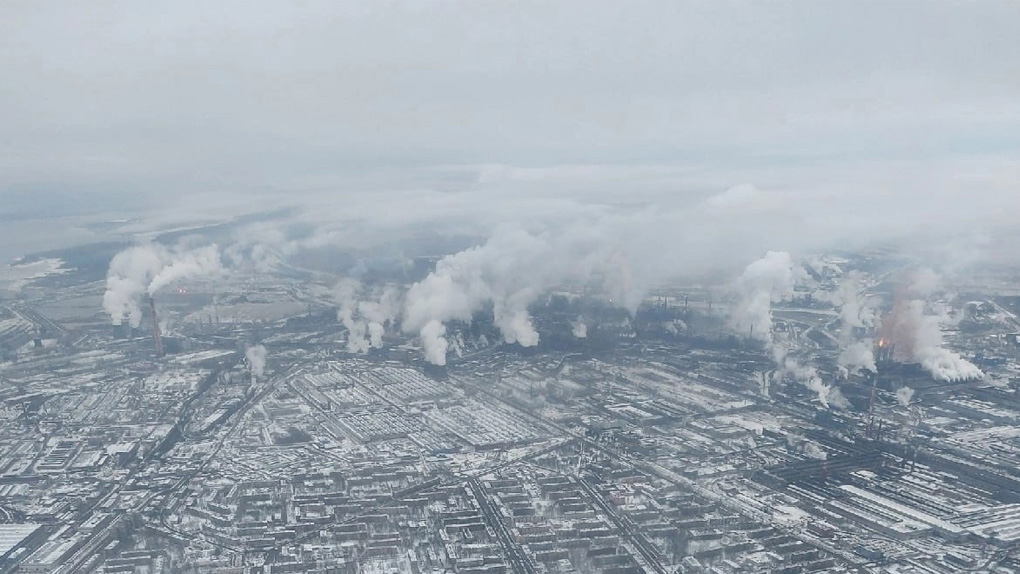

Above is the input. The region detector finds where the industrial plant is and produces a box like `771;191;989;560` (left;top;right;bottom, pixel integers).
2;3;1019;573
1;239;1019;574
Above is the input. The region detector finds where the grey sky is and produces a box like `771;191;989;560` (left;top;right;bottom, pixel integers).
2;1;1019;268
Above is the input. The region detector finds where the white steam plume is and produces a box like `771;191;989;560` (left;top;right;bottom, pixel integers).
896;386;915;407
103;246;168;328
245;345;267;378
827;272;878;330
334;278;368;353
103;243;222;327
787;434;828;460
368;322;386;348
334;278;402;354
401;226;608;363
778;352;849;410
147;245;221;295
803;441;828;460
881;273;983;382
839;340;877;377
731;251;806;343
420;320;449;366
820;273;879;377
571;316;588;338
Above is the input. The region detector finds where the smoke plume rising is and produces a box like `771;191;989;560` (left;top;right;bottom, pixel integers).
839;340;877;377
895;386;915;407
803;441;828;460
879;271;983;382
334;278;402;354
777;352;849;410
571;317;588;338
147;245;221;295
420;320;449;366
819;274;879;376
401;226;608;363
730;251;806;343
103;243;222;327
245;344;267;378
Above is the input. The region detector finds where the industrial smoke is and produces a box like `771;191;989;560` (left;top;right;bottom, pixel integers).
820;274;879;377
103;244;222;327
96;183;1003;372
803;441;828;460
730;251;806;344
571;317;588;338
245;344;267;378
879;272;983;382
401;226;608;364
777;350;849;410
334;278;402;354
838;340;877;377
895;386;915;407
420;320;449;366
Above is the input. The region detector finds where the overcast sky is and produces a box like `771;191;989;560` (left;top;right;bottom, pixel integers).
2;1;1019;264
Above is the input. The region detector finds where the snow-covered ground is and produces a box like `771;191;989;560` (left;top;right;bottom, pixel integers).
0;258;68;291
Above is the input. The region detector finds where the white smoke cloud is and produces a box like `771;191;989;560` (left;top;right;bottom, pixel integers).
882;295;983;382
730;251;806;343
813;273;879;377
896;386;914;407
103;243;222;327
451;332;466;358
334;278;402;353
787;434;828;460
335;278;368;353
779;353;849;410
367;321;385;348
359;285;403;326
147;245;221;295
420;320;449;366
89;172;1014;374
915;344;983;382
839;340;877;377
401;226;609;362
834;274;878;330
245;344;267;378
103;246;167;327
803;441;828;460
571;316;588;338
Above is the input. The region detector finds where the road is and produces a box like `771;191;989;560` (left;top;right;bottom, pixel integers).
453;370;869;570
468;477;536;574
577;476;667;574
154;363;302;551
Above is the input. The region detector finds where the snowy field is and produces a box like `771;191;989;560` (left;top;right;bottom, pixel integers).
0;258;68;291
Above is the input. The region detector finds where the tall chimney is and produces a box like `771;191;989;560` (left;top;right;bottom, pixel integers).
149;296;165;358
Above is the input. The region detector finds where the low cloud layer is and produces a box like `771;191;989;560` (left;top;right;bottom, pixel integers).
2;2;1018;195
28;1;1009;381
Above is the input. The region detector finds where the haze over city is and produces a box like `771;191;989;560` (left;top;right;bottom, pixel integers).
1;2;1020;574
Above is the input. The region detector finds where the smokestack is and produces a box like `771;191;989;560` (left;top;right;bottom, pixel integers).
149;296;165;358
866;375;878;438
